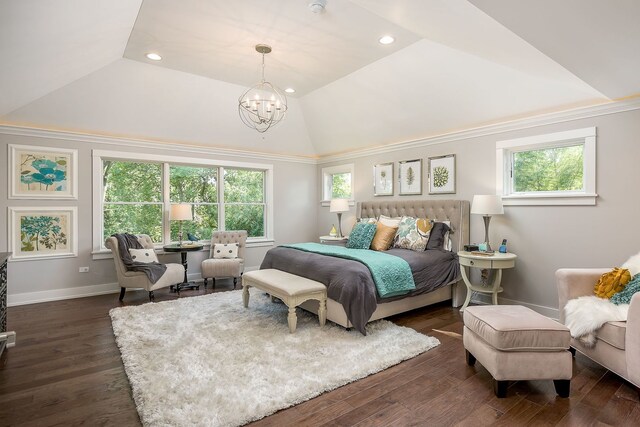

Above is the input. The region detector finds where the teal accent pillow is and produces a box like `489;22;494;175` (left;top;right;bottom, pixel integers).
346;223;377;249
611;273;640;305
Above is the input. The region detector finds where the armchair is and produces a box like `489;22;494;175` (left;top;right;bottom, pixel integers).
105;234;184;301
201;231;247;289
557;268;640;389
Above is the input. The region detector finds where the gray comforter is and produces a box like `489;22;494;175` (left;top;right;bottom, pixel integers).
260;246;460;334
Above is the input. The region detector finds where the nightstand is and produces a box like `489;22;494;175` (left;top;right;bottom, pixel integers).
457;251;517;312
319;235;348;245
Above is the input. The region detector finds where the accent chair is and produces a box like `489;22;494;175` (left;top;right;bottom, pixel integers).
105;234;184;301
201;230;247;289
557;268;640;391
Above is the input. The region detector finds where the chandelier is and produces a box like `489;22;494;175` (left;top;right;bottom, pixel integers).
238;44;288;133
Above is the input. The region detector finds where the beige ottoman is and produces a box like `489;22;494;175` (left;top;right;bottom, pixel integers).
463;305;572;398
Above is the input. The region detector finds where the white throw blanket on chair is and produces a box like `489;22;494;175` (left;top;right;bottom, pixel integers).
564;296;629;347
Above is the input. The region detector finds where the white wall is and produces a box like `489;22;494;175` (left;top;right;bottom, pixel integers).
0;129;317;305
317;108;640;317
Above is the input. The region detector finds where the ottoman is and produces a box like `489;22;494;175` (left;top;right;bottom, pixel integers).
463;305;572;398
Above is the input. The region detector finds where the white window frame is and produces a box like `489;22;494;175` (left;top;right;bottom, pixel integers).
496;127;597;206
92;149;274;258
321;163;355;207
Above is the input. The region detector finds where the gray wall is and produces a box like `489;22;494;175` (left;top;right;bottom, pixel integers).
0;131;318;304
317;109;640;317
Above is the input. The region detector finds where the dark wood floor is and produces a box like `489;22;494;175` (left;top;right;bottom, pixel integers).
1;281;639;426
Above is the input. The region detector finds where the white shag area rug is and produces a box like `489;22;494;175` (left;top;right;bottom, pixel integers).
110;289;439;427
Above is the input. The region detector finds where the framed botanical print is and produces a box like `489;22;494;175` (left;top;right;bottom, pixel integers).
8;207;78;261
428;154;456;194
373;162;394;196
398;159;422;195
9;144;78;199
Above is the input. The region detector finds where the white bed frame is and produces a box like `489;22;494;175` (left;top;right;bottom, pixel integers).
301;199;470;328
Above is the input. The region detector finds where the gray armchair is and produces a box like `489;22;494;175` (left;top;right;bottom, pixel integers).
201;230;247;289
105;234;184;301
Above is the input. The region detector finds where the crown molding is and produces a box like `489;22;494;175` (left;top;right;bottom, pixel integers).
317;97;640;164
0;124;319;165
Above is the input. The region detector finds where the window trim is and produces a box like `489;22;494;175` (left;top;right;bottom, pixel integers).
496;127;597;206
92;149;274;257
321;163;355;207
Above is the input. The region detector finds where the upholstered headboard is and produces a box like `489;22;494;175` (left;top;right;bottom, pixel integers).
357;200;470;253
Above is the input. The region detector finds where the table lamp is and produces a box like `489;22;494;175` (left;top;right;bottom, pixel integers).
329;198;350;238
171;204;192;246
471;195;504;252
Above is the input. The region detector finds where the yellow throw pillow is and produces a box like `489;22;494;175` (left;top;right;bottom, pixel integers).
370;222;398;251
594;267;631;299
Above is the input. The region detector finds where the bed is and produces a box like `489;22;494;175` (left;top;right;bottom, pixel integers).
261;200;470;333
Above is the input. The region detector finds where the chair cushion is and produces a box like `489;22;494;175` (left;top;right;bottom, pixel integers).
202;258;244;278
597;321;626;350
129;248;158;263
213;243;238;259
464;305;570;352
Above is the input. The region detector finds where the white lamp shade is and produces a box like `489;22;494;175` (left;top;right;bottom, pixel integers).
170;204;192;221
329;198;350;213
471;195;504;215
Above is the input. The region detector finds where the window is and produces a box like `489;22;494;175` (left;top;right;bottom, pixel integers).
321;164;354;203
496;127;596;205
93;150;273;255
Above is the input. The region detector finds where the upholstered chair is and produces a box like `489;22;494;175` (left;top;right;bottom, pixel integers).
201;230;247;289
105;234;184;301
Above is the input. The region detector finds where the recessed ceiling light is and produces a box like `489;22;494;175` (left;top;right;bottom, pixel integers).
285;88;296;94
378;35;395;45
146;53;162;61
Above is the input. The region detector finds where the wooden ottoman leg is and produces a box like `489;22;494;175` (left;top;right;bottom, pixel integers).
465;350;476;366
554;380;570;398
318;298;327;327
242;285;250;308
288;306;297;333
494;380;509;398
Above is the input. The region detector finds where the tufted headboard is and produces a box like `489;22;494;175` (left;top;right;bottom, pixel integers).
357;200;470;253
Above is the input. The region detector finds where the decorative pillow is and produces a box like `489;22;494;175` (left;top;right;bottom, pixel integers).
393;216;432;252
356;217;377;224
213;243;239;259
129;248;158;264
378;214;402;228
593;267;631;298
370;222;398;251
611;274;640;305
622;250;640;276
426;222;451;250
346;223;377;249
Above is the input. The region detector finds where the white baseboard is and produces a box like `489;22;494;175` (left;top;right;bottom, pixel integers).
8;267;260;307
471;294;560;320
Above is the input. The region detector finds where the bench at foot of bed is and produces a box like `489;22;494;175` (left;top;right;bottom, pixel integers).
242;269;327;333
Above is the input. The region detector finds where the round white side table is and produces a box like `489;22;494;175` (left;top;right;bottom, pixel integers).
457;251;517;312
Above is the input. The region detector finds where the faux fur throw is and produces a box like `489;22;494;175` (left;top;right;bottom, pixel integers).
564;296;629;347
622;250;640;276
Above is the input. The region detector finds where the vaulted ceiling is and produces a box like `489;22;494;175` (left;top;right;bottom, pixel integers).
1;0;638;158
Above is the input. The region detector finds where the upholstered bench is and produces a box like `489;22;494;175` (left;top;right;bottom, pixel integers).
242;269;327;333
463;305;572;398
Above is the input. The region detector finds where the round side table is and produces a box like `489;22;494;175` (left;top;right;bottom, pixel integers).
457;251;517;312
163;243;204;292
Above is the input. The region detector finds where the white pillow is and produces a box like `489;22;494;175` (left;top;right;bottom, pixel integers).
213;243;239;259
378;214;402;228
622;250;640;276
129;248;158;263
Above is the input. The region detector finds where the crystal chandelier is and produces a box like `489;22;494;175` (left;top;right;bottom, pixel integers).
238;44;288;133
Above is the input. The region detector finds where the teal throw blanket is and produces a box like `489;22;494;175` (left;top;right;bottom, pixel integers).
282;242;416;298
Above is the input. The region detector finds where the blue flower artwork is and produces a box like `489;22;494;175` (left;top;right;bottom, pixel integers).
19;153;69;192
20;214;68;252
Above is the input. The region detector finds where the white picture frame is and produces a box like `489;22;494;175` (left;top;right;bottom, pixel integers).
8;207;78;261
399;159;422;196
373;162;394;196
9;144;78;200
428;154;456;194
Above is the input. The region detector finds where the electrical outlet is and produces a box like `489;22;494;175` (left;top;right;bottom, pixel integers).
79;266;89;273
